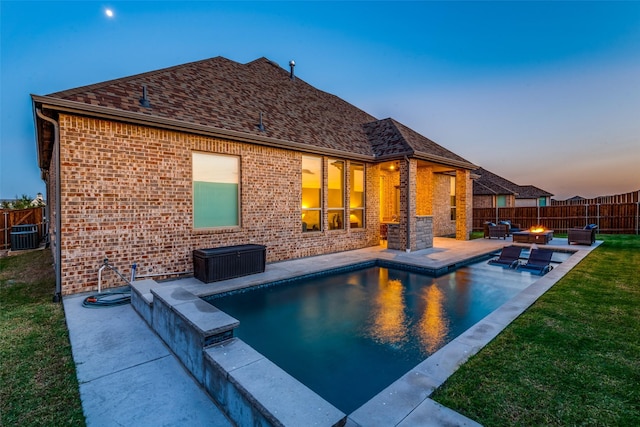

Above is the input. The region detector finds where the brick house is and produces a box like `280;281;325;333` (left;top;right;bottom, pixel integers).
32;57;477;296
473;167;552;208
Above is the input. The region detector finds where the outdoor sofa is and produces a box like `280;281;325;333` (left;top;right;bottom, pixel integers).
483;223;508;239
568;224;598;246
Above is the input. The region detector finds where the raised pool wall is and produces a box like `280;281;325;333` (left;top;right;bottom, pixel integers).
131;280;347;427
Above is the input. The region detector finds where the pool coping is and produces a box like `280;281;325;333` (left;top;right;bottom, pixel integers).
130;238;601;426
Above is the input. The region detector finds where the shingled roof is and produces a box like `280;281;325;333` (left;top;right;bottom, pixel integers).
33;56;476;169
515;185;553;199
473;167;553;198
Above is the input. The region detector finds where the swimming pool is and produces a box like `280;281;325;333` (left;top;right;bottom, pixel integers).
208;256;557;413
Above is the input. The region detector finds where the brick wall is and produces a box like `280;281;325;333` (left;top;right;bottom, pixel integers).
431;173;455;237
416;165;433;216
57;115;380;294
473;195;494;208
456;169;472;240
415;216;433;250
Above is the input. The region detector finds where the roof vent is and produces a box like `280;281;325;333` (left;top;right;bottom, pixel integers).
289;60;295;80
139;85;150;108
257;112;266;132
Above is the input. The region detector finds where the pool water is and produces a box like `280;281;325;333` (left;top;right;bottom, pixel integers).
210;261;548;413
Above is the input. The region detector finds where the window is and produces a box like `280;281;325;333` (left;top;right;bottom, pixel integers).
538;197;547;207
192;152;239;228
349;163;365;228
450;176;456;221
302;155;322;232
328;159;345;230
497;195;507;207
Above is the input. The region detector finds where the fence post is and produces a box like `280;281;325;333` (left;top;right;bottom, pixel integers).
585;204;588;227
596;204;600;231
636;202;639;235
3;211;7;250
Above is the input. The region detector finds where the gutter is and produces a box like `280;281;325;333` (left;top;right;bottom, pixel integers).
35;108;62;302
412;150;478;171
31;95;375;162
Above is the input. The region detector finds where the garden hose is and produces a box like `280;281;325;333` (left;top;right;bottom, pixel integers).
82;287;131;308
82;258;134;308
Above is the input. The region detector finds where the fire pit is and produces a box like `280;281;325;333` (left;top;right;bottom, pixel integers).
513;226;554;244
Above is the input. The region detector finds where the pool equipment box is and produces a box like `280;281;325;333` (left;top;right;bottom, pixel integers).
193;244;266;283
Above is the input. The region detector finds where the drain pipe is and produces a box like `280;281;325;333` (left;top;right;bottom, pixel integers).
97;258;133;293
404;155;411;252
134;270;193;279
36;108;62;303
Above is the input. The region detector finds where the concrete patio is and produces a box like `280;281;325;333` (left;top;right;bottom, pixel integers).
64;236;600;426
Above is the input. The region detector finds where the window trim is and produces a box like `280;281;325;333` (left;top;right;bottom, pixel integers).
302;154;323;233
349;162;365;229
328;158;345;230
192;151;241;229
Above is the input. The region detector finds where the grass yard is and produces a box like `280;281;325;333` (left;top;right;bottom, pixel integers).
0;250;85;426
432;234;640;426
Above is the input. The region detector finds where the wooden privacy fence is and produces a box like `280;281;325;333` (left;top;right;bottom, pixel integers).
1;207;46;250
473;203;640;234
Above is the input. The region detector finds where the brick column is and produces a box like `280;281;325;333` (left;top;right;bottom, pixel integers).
455;169;472;240
416;165;433;216
399;158;418;251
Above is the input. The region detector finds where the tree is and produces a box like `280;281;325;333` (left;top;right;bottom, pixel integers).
1;194;43;210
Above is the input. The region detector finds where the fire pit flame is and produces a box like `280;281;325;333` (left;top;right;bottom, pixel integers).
530;226;546;233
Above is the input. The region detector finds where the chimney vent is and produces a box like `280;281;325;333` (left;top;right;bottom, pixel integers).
139;85;150;108
257;112;266;132
289;60;295;80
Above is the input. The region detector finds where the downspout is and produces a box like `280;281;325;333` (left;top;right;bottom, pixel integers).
404;156;411;252
35;109;62;302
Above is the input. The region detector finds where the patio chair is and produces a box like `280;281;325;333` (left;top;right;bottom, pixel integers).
483;223;508;239
568;224;597;246
498;220;521;234
488;245;522;268
518;249;554;275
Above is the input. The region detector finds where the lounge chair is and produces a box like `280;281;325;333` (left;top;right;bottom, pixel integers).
488;246;522;268
518;249;554;275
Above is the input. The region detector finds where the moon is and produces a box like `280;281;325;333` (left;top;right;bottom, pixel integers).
105;9;114;18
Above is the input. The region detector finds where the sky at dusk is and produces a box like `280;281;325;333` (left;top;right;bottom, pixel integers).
1;1;639;201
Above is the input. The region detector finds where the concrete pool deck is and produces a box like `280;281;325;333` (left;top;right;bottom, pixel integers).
64;236;600;426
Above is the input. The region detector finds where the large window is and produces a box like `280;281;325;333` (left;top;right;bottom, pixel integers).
450;176;456;221
302;155;322;232
193;152;239;228
328;159;345;230
349;163;365;228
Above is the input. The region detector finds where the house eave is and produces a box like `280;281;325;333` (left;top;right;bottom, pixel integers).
413;150;478;171
31;95;376;162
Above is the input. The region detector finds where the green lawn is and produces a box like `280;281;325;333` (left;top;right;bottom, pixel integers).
432;234;640;426
0;250;85;426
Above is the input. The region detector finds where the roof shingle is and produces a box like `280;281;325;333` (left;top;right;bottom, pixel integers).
40;56;475;168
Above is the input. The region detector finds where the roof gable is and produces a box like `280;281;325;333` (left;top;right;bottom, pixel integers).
47;56;377;156
473;167;520;195
365;118;474;167
36;56;477;169
515;185;553;198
